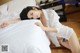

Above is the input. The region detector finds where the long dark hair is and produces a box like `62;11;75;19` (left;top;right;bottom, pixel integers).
20;6;42;20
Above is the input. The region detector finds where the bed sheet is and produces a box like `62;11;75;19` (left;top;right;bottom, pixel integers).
0;20;51;53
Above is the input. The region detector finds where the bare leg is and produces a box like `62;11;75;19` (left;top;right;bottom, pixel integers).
68;31;80;53
58;38;70;49
58;31;80;53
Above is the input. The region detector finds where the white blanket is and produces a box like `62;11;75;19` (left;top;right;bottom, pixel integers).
0;20;51;53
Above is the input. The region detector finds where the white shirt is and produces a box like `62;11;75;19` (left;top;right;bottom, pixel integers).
42;9;73;47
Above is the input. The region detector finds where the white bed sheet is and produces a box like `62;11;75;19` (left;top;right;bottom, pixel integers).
0;20;51;53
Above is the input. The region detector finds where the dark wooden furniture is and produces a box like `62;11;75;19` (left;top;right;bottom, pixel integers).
64;0;80;7
39;0;67;22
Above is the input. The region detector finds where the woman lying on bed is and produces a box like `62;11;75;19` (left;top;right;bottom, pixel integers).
0;6;80;53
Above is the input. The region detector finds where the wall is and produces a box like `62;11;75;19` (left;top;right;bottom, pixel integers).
0;0;11;5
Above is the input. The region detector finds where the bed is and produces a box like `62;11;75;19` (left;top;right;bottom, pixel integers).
0;0;51;53
0;20;51;53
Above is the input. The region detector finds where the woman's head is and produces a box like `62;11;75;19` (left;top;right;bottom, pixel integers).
20;6;42;20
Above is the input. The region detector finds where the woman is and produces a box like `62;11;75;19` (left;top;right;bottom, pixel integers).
0;6;80;53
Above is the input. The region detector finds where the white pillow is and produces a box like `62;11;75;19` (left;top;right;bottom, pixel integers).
3;0;37;20
8;0;36;18
0;0;37;21
0;3;17;21
0;4;8;15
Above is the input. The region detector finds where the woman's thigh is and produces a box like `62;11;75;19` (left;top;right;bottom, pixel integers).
57;37;70;49
68;31;80;52
58;31;80;52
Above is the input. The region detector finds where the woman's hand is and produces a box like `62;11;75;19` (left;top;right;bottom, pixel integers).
35;22;43;27
0;22;9;28
35;22;45;30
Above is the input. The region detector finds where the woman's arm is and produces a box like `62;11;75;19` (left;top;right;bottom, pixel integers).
40;12;48;27
35;22;57;32
43;27;57;32
0;18;21;28
7;18;21;24
40;12;57;32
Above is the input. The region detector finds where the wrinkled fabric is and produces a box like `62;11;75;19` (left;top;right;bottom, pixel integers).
42;9;74;47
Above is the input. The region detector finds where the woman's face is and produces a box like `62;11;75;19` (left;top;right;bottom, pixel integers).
27;9;41;19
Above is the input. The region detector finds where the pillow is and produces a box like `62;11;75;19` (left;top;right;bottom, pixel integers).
8;0;36;18
0;3;17;21
0;4;8;15
0;0;37;21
